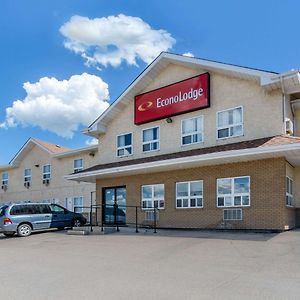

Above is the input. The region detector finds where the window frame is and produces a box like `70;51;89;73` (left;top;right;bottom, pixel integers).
176;180;204;209
141;184;165;210
24;168;32;183
217;176;250;208
286;176;294;207
116;132;133;158
42;164;51;180
74;158;83;173
73;196;84;213
1;172;8;186
216;106;244;140
181;116;204;146
142;126;160;153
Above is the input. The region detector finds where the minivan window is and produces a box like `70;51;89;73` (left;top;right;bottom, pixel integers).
0;205;8;217
10;205;29;215
50;204;65;214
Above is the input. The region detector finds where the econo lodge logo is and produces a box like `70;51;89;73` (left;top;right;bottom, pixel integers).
137;101;153;112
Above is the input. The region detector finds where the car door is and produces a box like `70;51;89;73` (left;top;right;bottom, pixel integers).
49;204;73;228
29;204;52;230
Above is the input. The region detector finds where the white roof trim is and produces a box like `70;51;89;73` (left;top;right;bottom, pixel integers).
65;142;300;182
53;145;98;158
9;138;54;166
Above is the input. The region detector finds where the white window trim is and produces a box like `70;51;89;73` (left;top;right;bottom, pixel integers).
216;106;244;140
42;164;51;180
286;176;294;207
141;184;165;210
142;126;160;153
116;132;133;158
181;116;204;147
74;158;84;173
24;168;32;183
2;172;9;186
176;180;204;209
217;176;250;208
73;196;84;213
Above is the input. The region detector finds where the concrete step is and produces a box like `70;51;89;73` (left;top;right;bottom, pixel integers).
68;226;117;235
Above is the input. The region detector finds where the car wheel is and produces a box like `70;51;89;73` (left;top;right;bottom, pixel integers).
73;219;82;227
3;233;15;237
17;224;32;237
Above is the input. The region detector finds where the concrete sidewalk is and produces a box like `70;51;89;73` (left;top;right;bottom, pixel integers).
0;229;300;299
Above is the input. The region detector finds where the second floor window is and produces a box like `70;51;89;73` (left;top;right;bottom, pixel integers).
182;116;204;145
217;106;243;139
2;172;8;186
74;159;83;173
117;133;133;157
142;126;159;152
24;169;32;183
43;165;51;181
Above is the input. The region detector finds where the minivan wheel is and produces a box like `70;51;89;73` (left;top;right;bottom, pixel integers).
73;219;82;227
17;224;32;237
3;233;15;237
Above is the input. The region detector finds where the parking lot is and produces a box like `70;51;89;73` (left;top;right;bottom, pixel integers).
1;228;300;300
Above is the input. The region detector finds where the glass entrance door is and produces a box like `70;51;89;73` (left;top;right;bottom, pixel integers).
103;186;126;225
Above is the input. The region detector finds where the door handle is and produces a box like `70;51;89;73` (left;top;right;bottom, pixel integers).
53;214;58;217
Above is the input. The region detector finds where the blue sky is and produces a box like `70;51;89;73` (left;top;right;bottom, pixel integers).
0;0;299;164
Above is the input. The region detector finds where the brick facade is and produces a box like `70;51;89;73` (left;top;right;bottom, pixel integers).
96;157;295;231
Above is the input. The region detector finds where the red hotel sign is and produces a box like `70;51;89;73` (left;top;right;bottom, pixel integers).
134;73;210;125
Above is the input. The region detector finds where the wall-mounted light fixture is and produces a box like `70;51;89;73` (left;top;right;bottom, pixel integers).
89;152;95;157
35;164;39;168
166;117;173;123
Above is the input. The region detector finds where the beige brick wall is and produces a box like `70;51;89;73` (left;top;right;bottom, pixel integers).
97;64;283;164
96;157;295;231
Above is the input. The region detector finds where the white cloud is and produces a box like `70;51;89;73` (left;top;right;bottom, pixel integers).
85;138;98;146
0;73;109;138
183;52;194;57
59;14;176;68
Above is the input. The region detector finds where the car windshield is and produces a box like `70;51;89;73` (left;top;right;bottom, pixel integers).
0;205;8;217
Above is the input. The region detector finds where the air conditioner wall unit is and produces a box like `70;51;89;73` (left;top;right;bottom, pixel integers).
24;181;30;188
43;179;50;185
1;185;7;191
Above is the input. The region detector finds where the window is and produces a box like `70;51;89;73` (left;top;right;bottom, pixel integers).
49;204;65;214
2;172;8;186
74;159;83;173
141;184;164;209
176;180;203;208
286;177;293;207
223;209;242;220
73;196;83;213
117;133;133;157
142;127;159;152
217;176;250;207
217;106;243;139
42;165;51;182
181;116;203;145
24;168;32;183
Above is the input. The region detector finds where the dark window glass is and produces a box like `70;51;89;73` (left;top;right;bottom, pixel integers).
0;205;8;217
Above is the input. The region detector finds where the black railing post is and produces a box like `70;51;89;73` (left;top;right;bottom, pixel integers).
90;205;93;233
101;204;104;232
154;207;157;234
135;206;138;233
115;203;119;232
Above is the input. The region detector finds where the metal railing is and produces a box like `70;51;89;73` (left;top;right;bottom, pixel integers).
74;204;159;233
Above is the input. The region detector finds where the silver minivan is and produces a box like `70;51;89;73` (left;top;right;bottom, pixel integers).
0;203;86;237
